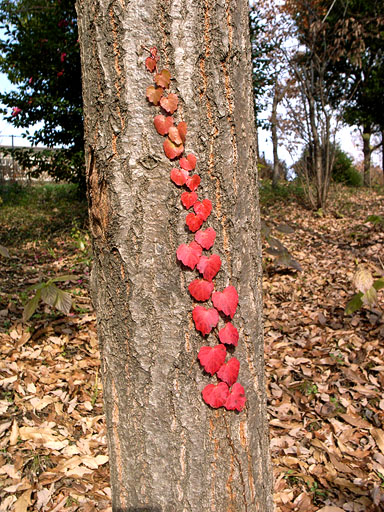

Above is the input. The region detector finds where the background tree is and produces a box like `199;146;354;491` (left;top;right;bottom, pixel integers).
323;0;384;186
76;0;273;509
0;0;84;186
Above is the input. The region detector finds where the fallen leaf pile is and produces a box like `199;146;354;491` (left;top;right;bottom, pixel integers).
263;186;384;511
0;183;383;510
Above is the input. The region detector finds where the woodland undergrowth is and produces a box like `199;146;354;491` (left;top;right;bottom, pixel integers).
0;182;383;511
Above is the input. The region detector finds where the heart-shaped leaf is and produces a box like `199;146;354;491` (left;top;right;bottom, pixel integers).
181;191;198;209
224;383;246;412
202;382;229;409
155;69;171;88
180;154;197;171
194;227;216;250
146;85;164;105
218;322;239;346
197;254;221;282
170;168;189;186
217;357;240;387
145;56;157;72
192;306;219;336
186;213;204;233
177;122;187;143
188;279;214;302
163;138;184;160
176;241;202;269
154;115;174;136
160;93;178;114
194;199;212;221
212;286;238;318
198;344;226;374
168;126;183;145
186;174;201;192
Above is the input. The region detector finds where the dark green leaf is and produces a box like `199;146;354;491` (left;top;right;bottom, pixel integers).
23;289;41;322
0;244;9;258
345;292;363;315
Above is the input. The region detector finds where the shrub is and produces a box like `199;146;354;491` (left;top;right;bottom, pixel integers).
332;148;362;187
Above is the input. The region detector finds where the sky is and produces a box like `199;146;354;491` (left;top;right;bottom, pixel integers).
0;72;42;148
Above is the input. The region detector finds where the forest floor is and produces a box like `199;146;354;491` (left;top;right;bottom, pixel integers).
0;181;383;512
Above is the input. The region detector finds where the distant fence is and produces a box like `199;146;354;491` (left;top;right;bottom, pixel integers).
0;145;55;183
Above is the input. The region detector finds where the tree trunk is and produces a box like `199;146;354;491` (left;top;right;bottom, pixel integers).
271;83;279;188
76;1;273;511
362;125;372;187
381;130;384;183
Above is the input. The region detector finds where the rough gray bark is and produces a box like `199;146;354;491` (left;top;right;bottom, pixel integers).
362;125;372;187
76;0;273;510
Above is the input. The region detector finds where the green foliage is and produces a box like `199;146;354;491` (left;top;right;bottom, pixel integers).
332;147;362;187
0;182;87;245
366;214;384;226
23;274;77;321
259;179;304;207
249;4;276;124
0;0;84;185
345;268;384;314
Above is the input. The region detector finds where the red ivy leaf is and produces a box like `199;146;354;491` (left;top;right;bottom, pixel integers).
193;199;212;221
163;138;184;160
186;174;201;192
218;322;239;346
160;93;178;114
212;286;238;318
146;85;164;105
145;56;157;72
188;279;214;302
198;344;226;374
168;126;183;145
217;357;240;387
180;153;197;171
224;383;246;412
186;213;204;233
154;115;174;136
202;382;229;409
170;168;189;186
155;69;171;88
176;241;202;269
197;254;221;282
192;306;219;336
181;191;198;209
178;121;187;143
150;46;158;57
194;227;216;250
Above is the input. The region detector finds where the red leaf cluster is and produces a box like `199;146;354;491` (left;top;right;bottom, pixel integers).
144;46;246;412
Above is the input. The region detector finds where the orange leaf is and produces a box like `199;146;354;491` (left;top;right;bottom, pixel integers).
154;115;174;136
160;93;178;114
163;138;184;160
146;85;164;105
177;121;187;143
145;56;157;73
168;126;183;145
155;69;171;88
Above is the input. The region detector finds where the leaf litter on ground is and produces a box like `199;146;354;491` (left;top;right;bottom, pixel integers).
0;183;383;510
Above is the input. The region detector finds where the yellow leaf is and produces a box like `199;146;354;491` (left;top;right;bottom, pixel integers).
9;419;19;446
14;490;32;512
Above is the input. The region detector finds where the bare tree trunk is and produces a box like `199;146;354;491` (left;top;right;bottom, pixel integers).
381;130;384;183
76;1;273;511
362;125;372;187
271;82;279;188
